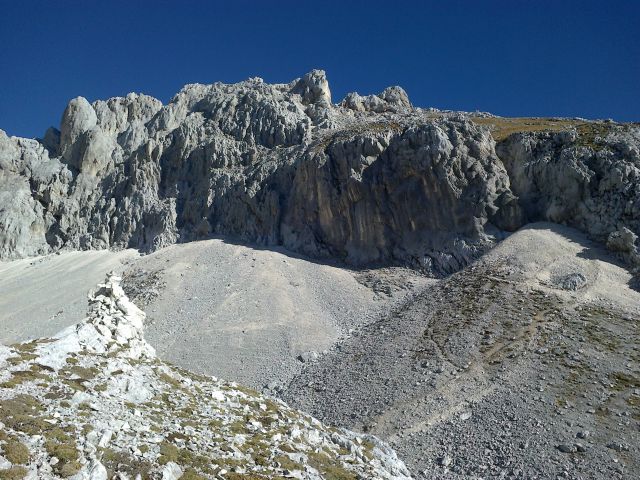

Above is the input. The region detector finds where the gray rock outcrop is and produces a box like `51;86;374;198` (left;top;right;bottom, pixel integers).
496;125;640;271
1;70;639;274
496;127;640;242
340;86;412;113
0;71;523;273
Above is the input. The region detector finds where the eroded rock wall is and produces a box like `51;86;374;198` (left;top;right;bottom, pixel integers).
283;119;522;271
496;126;640;270
2;70;639;273
0;71;522;273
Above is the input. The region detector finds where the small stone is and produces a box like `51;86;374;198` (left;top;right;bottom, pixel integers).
162;462;183;480
557;444;577;453
607;443;629;452
297;351;319;363
0;456;12;470
98;429;113;448
211;390;225;402
437;455;453;467
266;381;281;392
88;461;108;480
459;411;472;421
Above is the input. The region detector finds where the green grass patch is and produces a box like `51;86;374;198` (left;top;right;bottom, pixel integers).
306;451;358;480
44;427;81;478
100;448;154;479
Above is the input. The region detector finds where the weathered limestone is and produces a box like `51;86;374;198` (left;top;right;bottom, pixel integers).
340;85;412;113
496;126;640;263
35;272;155;370
0;71;638;274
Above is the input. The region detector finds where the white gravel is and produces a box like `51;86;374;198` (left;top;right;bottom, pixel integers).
121;239;431;389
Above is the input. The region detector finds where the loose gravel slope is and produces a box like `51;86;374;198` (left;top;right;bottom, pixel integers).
283;223;640;479
0;249;137;344
120;238;430;389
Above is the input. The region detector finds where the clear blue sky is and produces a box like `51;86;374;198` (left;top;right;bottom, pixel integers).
1;0;638;138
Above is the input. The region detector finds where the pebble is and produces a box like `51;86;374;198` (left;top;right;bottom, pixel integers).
557;444;577;453
297;351;319;363
460;411;472;421
607;442;629;452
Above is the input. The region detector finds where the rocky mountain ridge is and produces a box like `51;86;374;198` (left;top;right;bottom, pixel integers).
0;70;639;276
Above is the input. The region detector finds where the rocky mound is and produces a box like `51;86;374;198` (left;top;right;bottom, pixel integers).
0;274;410;479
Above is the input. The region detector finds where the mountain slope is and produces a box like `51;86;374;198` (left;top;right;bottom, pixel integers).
283;223;640;478
0;273;411;480
2;71;638;279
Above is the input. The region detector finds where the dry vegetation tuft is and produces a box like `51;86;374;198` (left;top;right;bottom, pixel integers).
471;117;580;141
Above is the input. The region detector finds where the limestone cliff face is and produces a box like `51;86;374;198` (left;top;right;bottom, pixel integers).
0;70;638;273
0;71;518;272
283;119;521;271
496;126;640;271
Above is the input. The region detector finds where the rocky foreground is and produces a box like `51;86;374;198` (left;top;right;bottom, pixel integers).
0;273;410;480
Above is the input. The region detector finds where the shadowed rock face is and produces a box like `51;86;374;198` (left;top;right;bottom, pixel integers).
497;126;640;271
0;70;638;273
283;121;522;271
